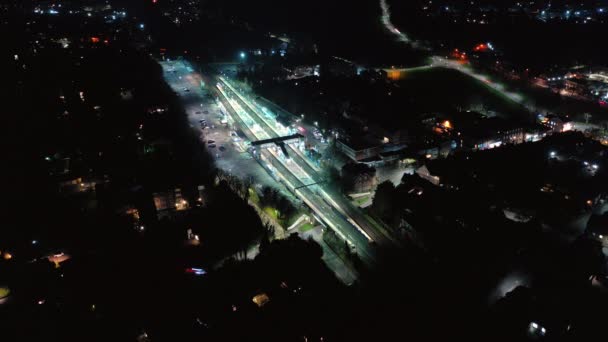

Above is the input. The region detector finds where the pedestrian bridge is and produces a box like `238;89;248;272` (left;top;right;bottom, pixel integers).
251;133;304;158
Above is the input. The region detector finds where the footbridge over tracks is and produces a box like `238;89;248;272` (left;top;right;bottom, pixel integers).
251;134;304;157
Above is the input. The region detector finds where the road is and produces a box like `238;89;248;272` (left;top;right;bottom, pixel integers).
380;0;412;44
429;56;526;106
379;0;529;110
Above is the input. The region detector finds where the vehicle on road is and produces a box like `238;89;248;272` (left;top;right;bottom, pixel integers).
219;146;226;151
195;111;202;114
208;140;215;144
208;144;216;148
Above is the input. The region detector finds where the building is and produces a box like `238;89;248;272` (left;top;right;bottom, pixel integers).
563;78;588;97
416;165;440;186
538;114;573;133
464;119;526;150
336;135;408;166
336;138;383;163
428;112;531;151
336;122;409;164
152;187;188;219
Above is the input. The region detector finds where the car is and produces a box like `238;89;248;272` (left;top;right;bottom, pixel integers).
203;110;209;114
195;111;202;114
208;144;216;148
219;146;226;151
199;119;206;123
230;131;238;137
207;140;215;144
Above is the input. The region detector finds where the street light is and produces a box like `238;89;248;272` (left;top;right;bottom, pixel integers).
239;52;246;59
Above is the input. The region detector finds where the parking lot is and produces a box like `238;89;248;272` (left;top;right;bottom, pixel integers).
162;59;298;200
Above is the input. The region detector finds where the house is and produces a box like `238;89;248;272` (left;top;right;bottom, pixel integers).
153;187;188;219
416;165;440;186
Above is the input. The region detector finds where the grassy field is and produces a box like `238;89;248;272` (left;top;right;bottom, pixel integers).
395;67;528;120
298;223;316;233
263;207;280;220
351;194;372;207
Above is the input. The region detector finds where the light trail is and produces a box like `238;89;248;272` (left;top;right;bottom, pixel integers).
380;0;412;44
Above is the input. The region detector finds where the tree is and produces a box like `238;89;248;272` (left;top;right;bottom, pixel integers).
584;112;592;124
259;223;274;253
341;162;378;193
371;181;396;220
